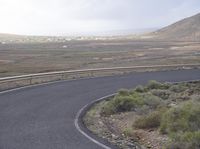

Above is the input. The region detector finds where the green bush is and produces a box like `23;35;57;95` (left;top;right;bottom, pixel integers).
147;80;163;89
143;94;163;109
160;101;200;134
101;92;144;115
133;110;164;129
101;101;116;115
166;131;200;149
135;85;146;93
169;84;187;93
147;80;169;90
113;96;139;112
118;89;130;96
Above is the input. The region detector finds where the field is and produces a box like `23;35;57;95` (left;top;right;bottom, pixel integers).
0;40;200;77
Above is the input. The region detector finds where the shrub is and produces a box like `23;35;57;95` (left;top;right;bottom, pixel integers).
147;80;169;90
135;85;146;93
101;101;116;115
166;131;200;149
147;80;163;89
113;96;139;112
101;92;144;115
143;94;163;109
118;89;130;96
160;101;200;134
151;89;171;100
133;110;164;129
169;84;187;93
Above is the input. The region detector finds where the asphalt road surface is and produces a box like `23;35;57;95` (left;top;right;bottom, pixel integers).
0;69;200;149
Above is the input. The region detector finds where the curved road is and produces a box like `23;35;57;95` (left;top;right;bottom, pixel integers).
0;69;200;149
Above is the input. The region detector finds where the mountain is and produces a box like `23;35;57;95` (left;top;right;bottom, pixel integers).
150;13;200;41
1;13;200;42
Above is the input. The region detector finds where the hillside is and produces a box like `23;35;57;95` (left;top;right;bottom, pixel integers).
1;13;200;42
150;13;200;41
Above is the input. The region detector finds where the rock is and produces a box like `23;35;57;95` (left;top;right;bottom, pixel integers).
127;142;136;147
111;134;118;139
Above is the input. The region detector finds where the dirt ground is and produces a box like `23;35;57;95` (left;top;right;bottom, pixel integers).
0;40;200;77
84;81;200;149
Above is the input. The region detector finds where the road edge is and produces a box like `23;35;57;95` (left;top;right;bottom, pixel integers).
74;94;117;149
1;69;199;95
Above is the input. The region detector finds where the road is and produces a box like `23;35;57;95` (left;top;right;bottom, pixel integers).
0;69;200;149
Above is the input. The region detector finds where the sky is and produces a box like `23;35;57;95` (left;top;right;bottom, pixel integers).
0;0;200;36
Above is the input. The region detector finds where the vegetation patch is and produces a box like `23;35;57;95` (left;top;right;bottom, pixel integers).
134;108;167;129
84;80;200;149
101;90;144;115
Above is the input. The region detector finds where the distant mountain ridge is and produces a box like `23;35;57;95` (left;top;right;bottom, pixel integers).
150;13;200;41
1;13;200;42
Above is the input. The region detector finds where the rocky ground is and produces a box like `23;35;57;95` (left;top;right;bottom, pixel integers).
83;81;200;149
84;101;144;149
84;101;167;149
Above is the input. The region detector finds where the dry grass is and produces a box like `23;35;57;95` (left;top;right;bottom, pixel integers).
0;40;200;77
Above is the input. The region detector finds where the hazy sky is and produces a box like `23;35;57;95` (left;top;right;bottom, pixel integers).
0;0;200;36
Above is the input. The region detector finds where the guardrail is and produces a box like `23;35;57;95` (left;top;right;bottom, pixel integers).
0;64;200;92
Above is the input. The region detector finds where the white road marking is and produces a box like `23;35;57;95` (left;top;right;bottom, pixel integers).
74;94;116;149
0;79;73;94
0;76;101;94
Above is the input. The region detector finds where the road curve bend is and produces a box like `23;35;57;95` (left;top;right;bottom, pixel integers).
0;69;200;149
